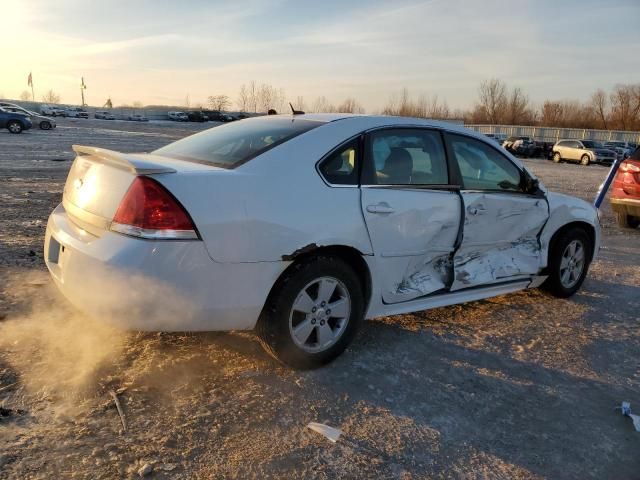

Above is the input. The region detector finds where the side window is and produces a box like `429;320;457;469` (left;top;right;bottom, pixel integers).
318;140;359;185
364;129;448;185
570;141;581;148
448;134;524;192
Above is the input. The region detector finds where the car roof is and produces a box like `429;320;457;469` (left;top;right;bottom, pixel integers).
261;113;473;134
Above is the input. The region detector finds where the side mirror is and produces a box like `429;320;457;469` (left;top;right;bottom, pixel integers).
522;172;540;194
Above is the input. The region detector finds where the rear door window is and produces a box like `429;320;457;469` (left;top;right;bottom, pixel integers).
363;129;449;185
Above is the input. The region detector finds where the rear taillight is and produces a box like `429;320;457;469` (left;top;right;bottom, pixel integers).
620;160;640;173
111;177;199;240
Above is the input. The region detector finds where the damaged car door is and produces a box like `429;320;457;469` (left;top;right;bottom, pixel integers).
445;133;549;290
361;128;461;303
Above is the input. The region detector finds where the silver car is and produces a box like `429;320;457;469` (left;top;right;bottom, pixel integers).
0;104;56;130
552;139;615;165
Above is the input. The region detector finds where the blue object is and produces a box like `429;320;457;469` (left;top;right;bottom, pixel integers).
594;157;624;209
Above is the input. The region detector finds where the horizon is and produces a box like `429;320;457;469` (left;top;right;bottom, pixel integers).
2;0;639;111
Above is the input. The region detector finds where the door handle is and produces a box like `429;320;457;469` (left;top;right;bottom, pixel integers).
467;205;487;215
366;203;395;214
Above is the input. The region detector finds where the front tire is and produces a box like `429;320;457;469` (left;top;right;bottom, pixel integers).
541;227;591;298
581;154;591;166
256;255;364;369
40;121;52;130
615;211;640;229
553;152;562;163
7;121;23;134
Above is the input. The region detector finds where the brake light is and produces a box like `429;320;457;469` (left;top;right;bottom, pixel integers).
620;160;640;173
111;176;199;240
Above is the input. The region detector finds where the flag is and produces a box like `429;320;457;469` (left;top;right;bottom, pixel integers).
27;72;32;87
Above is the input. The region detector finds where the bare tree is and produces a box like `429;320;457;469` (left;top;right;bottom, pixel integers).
208;95;231;111
382;89;449;119
506;87;529;124
589;89;609;129
249;81;258;113
41;90;61;104
540;101;564;126
610;84;640;130
311;96;335;113
336;97;365;114
477;78;507;124
257;84;274;112
20;90;31;101
237;85;249;112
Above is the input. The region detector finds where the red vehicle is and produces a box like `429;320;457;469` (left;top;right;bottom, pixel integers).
610;148;640;228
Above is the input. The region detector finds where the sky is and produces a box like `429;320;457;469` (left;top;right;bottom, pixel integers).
1;0;639;111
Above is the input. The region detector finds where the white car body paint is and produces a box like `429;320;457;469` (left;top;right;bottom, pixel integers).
44;114;600;331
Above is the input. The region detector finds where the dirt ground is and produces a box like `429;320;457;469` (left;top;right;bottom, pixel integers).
1;119;639;479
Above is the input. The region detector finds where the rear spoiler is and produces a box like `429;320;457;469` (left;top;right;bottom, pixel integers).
72;145;177;175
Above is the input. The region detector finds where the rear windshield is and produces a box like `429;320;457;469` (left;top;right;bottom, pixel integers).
154;117;324;168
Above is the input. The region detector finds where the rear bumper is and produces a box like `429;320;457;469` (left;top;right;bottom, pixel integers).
610;197;640;217
44;203;285;331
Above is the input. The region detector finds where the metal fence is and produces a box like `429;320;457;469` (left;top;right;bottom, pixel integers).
465;124;640;144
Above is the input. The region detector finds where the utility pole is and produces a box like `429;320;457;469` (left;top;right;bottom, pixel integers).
80;77;87;106
28;72;34;101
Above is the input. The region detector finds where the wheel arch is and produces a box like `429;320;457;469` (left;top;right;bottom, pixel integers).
262;244;373;317
543;220;596;273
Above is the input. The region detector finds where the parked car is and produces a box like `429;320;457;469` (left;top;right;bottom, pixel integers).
168;111;188;121
1;105;56;130
44;114;601;368
0;107;33;133
484;133;506;145
609;148;640;228
502;136;536;157
552;140;616;165
187;111;208;122
127;114;148;122
63;107;89;119
95;111;116;120
40;104;66;116
206;111;234;122
603;141;633;160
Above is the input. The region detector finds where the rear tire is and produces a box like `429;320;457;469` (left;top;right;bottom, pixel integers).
615;211;640;229
581;154;590;166
256;255;364;369
40;121;51;130
7;121;22;134
553;152;562;163
541;227;591;298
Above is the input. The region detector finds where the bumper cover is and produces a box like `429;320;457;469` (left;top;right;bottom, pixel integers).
610;197;640;217
44;203;285;331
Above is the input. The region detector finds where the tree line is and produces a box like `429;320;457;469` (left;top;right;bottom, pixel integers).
21;78;640;132
469;78;640;131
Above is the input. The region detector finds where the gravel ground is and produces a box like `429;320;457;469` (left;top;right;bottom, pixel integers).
1;119;639;479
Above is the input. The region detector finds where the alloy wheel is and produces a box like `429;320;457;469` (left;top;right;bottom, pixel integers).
288;276;351;353
559;239;585;289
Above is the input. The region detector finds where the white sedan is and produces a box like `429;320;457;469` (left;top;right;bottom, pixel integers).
45;114;600;368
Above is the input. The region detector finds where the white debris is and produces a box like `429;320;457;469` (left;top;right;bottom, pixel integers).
307;422;342;443
619;402;640;432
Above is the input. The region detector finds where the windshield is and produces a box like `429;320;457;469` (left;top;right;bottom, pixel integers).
154;117;324;168
581;140;601;148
